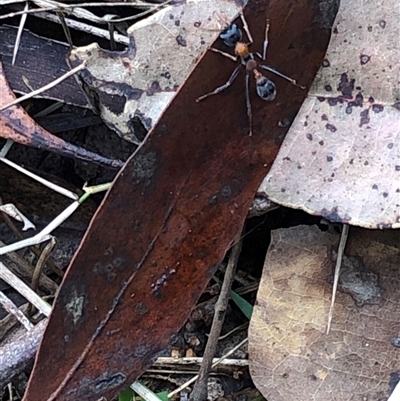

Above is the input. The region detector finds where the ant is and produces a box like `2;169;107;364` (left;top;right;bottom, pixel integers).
196;13;305;136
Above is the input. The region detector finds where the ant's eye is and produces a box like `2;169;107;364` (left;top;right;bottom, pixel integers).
220;23;243;47
256;76;276;101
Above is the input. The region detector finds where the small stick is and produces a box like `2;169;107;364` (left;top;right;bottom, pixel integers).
0;62;86;112
168;338;247;399
189;231;243;401
326;224;349;334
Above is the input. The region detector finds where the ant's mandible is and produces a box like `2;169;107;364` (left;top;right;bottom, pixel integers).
196;13;306;136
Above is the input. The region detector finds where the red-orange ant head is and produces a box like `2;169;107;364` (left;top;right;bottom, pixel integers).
235;42;249;58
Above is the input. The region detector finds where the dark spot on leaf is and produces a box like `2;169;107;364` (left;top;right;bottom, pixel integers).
388;143;394;149
337;73;355;98
372;104;384;113
221;185;232;198
306;133;313;140
383;192;389;198
282;373;289;378
281;188;286;192
310;375;318;381
147;81;162;96
355;92;364;106
194;21;201;27
327;156;333;162
95;373;126;391
176;35;187;47
328;97;339;106
322;59;330;67
321;114;328;121
161;71;171;80
346;105;353;114
379;20;386;28
174;19;180;27
283;157;291;161
372;184;378;190
359;109;370;127
317;96;326;102
392;102;400;111
395;166;400;171
364;161;369;166
107;272;116;282
319;140;324;146
368;96;375;103
360;54;371;65
367;25;372;32
134;345;150;358
332;254;382;306
326;123;337;132
169;14;174;19
135;302;148;315
349;159;354;164
324;85;332;91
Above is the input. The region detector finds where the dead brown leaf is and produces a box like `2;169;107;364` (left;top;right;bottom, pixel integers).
249;225;400;401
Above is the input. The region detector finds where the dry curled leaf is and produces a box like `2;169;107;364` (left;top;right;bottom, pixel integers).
259;0;400;229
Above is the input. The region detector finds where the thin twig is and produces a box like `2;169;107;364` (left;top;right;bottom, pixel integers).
168;338;248;399
0;291;33;330
12;0;28;65
326;224;349;334
27;237;56;316
0;262;51;316
189;231;243;401
0;62;86;111
0;158;78;200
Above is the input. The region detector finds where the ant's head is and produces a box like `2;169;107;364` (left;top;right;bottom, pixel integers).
220;23;242;47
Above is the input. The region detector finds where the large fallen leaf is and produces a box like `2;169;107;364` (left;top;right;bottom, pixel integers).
69;0;250;143
22;0;336;400
259;0;400;229
249;225;400;401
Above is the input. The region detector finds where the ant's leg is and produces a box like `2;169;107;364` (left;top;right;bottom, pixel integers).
240;12;253;45
245;72;253;136
209;47;237;62
196;64;242;102
259;65;306;89
262;19;270;60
